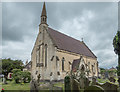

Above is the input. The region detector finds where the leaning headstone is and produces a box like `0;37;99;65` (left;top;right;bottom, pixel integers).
101;82;118;92
71;79;79;92
84;77;90;87
79;77;85;89
84;85;104;92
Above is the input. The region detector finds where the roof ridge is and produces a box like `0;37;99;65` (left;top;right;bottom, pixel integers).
47;27;97;58
48;27;83;43
82;42;97;58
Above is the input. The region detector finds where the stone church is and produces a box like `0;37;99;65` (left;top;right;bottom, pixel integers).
31;2;99;81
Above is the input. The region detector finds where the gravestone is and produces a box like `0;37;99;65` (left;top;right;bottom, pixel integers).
64;76;71;92
30;79;39;92
84;77;90;88
108;77;116;83
91;77;97;85
79;77;90;89
84;85;104;92
37;74;41;83
105;72;109;79
79;77;85;89
101;82;118;92
72;79;79;92
85;78;90;87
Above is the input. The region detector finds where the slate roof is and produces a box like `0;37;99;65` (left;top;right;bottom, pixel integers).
47;27;97;58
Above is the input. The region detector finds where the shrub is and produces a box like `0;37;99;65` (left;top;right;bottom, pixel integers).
12;69;31;83
12;69;22;83
22;71;31;83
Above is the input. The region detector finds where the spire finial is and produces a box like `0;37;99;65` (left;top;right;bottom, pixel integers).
40;2;47;25
41;2;47;17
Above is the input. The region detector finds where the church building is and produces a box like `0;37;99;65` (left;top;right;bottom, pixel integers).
31;2;99;81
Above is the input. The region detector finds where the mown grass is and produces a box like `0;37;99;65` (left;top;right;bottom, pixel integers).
53;82;64;90
2;80;30;91
1;80;65;91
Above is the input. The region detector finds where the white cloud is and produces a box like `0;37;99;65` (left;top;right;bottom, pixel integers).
59;9;118;69
2;2;118;68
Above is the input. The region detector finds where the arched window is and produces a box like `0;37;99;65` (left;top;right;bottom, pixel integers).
36;46;39;67
45;44;47;67
43;17;44;21
45;18;46;22
88;62;90;69
56;56;59;68
62;57;65;71
81;64;85;71
39;45;41;63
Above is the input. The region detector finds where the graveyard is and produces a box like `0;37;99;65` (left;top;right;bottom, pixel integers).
29;67;120;92
1;67;120;91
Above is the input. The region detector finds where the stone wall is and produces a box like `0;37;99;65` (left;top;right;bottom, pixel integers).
31;24;98;81
31;25;56;80
56;50;98;79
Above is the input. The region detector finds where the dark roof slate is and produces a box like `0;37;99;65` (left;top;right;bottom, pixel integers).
47;27;96;58
72;59;80;70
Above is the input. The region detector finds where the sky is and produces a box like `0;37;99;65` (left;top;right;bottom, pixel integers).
2;2;118;69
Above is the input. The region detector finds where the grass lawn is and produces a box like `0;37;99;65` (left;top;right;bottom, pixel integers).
2;80;64;91
53;82;64;90
2;80;30;91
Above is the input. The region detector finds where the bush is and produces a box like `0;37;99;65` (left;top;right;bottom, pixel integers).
22;71;31;83
12;69;22;83
12;69;31;83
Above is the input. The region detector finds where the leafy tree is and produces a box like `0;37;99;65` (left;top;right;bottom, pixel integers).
2;58;24;77
12;69;31;83
12;69;22;83
100;68;105;70
113;31;120;86
22;71;31;83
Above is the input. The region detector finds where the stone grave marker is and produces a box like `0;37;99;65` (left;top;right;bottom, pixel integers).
108;77;116;83
84;85;105;92
101;82;118;92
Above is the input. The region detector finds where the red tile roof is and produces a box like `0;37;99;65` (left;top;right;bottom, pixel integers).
47;27;97;58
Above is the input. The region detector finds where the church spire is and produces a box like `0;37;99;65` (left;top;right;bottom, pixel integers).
41;2;47;25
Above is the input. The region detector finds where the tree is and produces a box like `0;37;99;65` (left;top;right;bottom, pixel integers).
22;71;31;83
12;69;31;83
12;69;22;83
2;58;24;77
113;31;120;86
